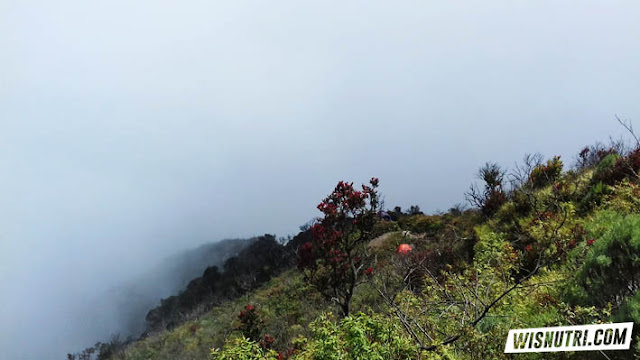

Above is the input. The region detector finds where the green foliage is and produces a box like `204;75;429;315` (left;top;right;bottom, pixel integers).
589;153;623;191
398;214;444;235
592;147;640;186
210;337;279;360
579;181;612;213
209;312;417;360
572;211;640;306
371;219;400;237
473;225;516;270
577;142;621;169
529;155;563;188
603;179;640;214
297;313;416;360
596;153;621;174
115;271;329;360
521;201;586;264
615;291;640;324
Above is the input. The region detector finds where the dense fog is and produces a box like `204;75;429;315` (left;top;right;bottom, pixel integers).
1;1;639;358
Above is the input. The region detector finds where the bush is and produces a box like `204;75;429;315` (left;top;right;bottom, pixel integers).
602;179;640;214
572;211;640;306
371;220;400;237
210;337;279;360
577;143;620;169
211;312;418;360
398;215;444;236
615;291;640;325
404;246;455;291
590;147;640;186
529;156;563;188
298;313;416;360
612;147;640;183
591;153;622;185
237;305;263;342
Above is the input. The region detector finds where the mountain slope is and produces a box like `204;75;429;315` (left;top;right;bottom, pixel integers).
100;144;640;360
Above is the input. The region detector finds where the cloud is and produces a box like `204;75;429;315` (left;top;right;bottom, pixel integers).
1;1;639;358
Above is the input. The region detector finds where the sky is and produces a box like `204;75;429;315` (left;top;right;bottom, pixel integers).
1;1;640;359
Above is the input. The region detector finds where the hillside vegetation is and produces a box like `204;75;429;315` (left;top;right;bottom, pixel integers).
71;139;640;359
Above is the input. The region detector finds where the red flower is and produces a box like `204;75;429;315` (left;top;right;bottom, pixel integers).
260;334;275;349
587;239;596;246
525;245;533;252
364;267;373;275
245;305;254;311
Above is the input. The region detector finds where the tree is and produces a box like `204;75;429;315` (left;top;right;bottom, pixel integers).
297;178;381;316
465;162;507;217
407;205;422;215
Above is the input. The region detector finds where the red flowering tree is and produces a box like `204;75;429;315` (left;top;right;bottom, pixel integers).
297;177;381;316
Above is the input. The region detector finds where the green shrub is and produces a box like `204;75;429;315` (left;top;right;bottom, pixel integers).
602;180;640;214
615;291;640;324
573;211;640;306
298;312;417;360
211;313;417;360
398;215;444;236
210;337;279;360
372;220;400;237
529;156;563;188
591;147;640;186
591;153;622;185
579;181;612;214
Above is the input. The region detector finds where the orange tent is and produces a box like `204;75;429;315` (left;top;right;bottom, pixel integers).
397;244;413;255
